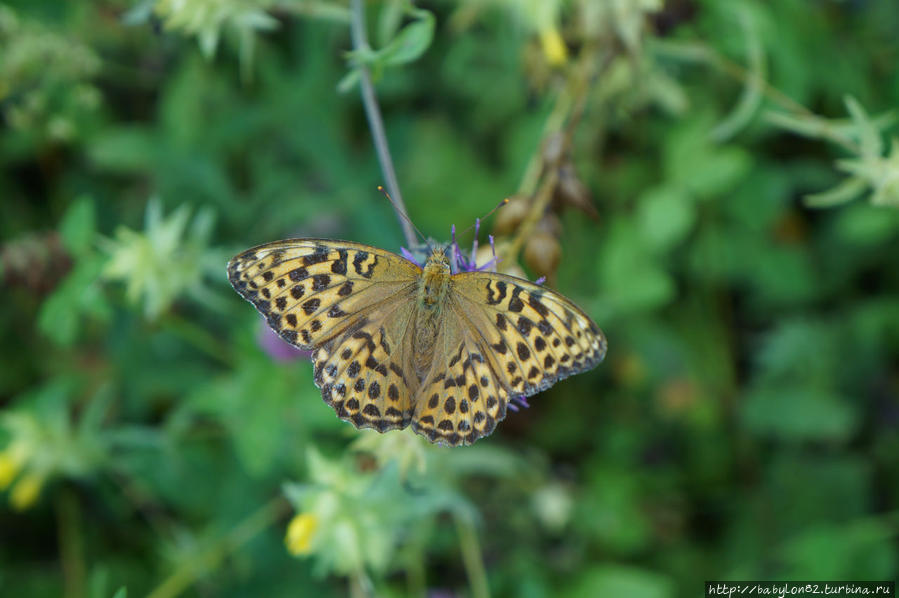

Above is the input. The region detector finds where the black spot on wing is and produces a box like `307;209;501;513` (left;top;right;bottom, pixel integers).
331;249;348;274
352;251;377;278
508;285;525;312
528;292;549;317
303;250;330;266
312;274;331;291
486;280;508;306
302;298;321;315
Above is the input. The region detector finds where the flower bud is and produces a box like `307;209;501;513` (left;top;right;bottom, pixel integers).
285;513;319;556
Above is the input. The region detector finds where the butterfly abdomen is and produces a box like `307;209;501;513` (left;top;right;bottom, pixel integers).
411;250;453;381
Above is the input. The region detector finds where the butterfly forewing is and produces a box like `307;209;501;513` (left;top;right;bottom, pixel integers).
228;239;420;348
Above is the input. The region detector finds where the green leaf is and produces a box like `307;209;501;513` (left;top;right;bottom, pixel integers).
844;95;882;158
378;11;434;67
637;185;695;251
337;68;361;93
349;7;435;73
597;219;675;316
781;519;898;579
804;175;867;208
741;387;858;442
665;118;752;198
87;127;156;173
566;565;674;598
59;196;97;256
580;466;651;553
37;255;110;346
376;0;406;47
710;6;764;142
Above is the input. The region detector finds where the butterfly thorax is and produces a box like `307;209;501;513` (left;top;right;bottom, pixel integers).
411;249;453;381
418;249;452;308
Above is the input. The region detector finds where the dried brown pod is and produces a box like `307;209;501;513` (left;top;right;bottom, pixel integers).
555;162;598;219
524;231;561;279
492;195;530;236
535;213;562;238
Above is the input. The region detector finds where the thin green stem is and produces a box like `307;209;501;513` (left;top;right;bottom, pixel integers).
160;312;234;367
146;497;289;598
507;44;613;264
453;513;490;598
56;488;86;598
651;39;860;154
405;545;427;598
275;1;351;22
349;569;374;598
349;0;417;248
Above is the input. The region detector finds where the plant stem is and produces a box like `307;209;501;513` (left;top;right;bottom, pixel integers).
56;488;86;598
454;513;490;598
651;39;860;154
349;0;417;248
146;497;290;598
506;45;612;264
349;569;374;598
160;312;234;367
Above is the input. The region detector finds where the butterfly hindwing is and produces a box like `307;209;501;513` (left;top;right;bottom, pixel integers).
411;315;509;446
312;299;417;433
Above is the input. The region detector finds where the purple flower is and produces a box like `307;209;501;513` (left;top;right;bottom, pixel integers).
401;219;500;274
507;395;531;412
258;320;310;362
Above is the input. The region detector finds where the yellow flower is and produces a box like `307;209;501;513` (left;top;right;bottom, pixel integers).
539;26;568;66
10;472;44;511
285;513;318;556
0;443;27;490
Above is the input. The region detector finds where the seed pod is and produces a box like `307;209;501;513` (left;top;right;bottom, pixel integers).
535;213;562;238
524;231;561;279
492;195;530;236
555;162;598;219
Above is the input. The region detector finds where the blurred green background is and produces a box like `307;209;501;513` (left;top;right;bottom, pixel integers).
2;0;898;597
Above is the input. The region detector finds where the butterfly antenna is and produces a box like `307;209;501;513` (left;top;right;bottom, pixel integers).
378;186;427;246
457;197;510;238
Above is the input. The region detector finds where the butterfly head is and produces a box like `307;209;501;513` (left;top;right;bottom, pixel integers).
420;247;452;308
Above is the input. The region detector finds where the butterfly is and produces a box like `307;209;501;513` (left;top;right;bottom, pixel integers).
227;239;606;446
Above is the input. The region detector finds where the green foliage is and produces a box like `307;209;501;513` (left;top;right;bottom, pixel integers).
1;0;898;597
